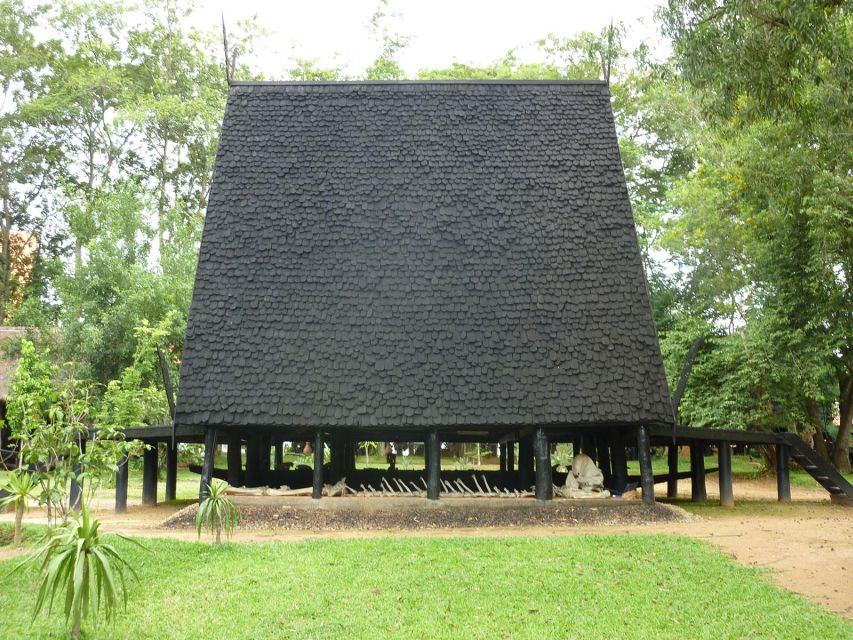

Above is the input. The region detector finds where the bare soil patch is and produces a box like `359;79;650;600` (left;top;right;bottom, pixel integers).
162;496;690;531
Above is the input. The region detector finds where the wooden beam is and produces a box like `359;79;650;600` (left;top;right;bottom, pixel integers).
426;429;440;500
199;427;217;501
718;440;734;507
533;428;553;501
312;429;324;500
667;444;679;498
637;425;655;505
690;443;707;501
165;443;178;502
646;424;780;445
142;445;158;506
776;442;791;503
115;455;128;514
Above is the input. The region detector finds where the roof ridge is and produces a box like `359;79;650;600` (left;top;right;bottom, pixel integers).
229;79;608;87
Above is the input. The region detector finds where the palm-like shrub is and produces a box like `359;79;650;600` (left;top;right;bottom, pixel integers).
15;506;141;640
0;470;38;545
196;480;239;544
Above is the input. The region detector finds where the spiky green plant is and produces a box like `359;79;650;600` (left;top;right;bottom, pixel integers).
196;481;239;544
0;470;38;546
12;506;142;639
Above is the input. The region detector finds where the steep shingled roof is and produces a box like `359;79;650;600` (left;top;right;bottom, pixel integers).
175;81;673;430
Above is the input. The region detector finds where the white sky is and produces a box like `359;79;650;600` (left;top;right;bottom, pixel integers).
191;0;668;79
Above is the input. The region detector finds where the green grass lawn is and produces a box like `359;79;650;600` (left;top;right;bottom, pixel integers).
0;532;849;639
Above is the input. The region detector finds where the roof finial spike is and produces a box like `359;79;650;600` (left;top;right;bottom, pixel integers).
221;11;233;85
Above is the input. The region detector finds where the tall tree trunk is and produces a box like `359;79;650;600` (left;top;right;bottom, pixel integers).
832;372;852;472
1;195;12;313
158;137;169;263
805;396;830;462
14;501;23;546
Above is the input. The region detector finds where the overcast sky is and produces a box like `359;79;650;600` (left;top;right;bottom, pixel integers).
190;0;668;79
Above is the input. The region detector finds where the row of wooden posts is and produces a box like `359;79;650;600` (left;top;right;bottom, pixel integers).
191;426;650;505
114;426;798;511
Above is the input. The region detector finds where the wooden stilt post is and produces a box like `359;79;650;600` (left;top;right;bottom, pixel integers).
274;440;283;469
718;440;734;507
245;435;262;487
329;431;346;483
581;434;597;463
533;428;553;501
776;442;791;503
596;434;612;486
507;440;515;472
690;442;707;501
667;444;679;498
227;436;243;487
637;425;655;505
498;442;507;472
142;444;158;506
199;427;217;501
165;443;178;502
345;436;355;474
610;430;628;493
426;429;440;500
115;455;128;514
260;434;271;485
519;436;534;490
312;429;324;500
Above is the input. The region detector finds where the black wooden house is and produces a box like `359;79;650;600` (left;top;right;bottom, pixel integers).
175;81;673;503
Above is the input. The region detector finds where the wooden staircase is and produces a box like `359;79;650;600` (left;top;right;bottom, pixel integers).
778;432;853;505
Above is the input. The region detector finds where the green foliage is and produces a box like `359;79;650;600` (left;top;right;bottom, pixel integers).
97;313;176;430
660;0;853;469
364;0;410;80
13;506;141;640
0;470;38;545
6;339;129;522
552;443;573;471
5;339;57;445
195;481;239;545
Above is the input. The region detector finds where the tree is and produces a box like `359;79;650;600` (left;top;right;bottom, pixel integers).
7;339;127;523
195;480;239;545
0;1;62;317
126;0;228;261
45;1;139;276
661;0;853;469
0;470;38;545
364;0;410;80
16;506;141;640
